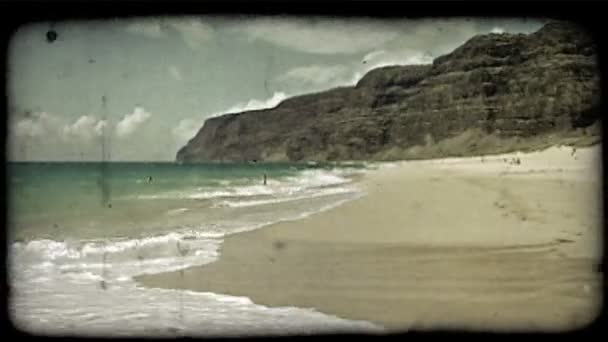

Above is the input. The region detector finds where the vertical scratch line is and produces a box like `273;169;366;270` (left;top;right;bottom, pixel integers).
99;95;111;207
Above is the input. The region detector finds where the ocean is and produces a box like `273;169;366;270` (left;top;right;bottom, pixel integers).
7;162;384;337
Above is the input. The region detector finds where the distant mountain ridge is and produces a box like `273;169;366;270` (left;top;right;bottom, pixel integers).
177;21;600;162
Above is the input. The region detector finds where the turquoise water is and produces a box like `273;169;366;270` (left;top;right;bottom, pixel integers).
8;162;366;241
8;161;382;336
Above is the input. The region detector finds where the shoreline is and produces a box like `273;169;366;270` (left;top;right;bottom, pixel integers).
136;144;603;332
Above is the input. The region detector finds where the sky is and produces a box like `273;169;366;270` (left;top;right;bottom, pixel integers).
7;16;546;161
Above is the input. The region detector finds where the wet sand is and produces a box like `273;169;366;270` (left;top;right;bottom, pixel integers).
137;145;603;332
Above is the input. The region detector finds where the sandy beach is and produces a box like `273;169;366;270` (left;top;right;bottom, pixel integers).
137;145;603;333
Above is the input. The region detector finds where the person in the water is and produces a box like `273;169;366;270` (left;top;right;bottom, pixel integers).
263;173;267;186
146;176;153;183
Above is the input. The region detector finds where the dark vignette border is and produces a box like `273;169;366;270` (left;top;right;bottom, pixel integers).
0;1;605;341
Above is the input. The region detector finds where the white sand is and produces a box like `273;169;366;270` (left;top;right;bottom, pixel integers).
138;144;603;332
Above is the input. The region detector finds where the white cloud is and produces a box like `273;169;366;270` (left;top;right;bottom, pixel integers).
275;64;367;91
125;20;165;38
10;112;109;161
61;115;107;142
125;17;539;56
116;106;151;138
94;120;107;136
349;72;366;86
168;65;183;81
173;91;290;143
13;112;61;138
12;112;108;143
173;92;291;143
125;17;214;49
347;52;433;86
226;92;288;114
15;118;44;138
235;17;399;54
277;65;350;86
276;49;434;92
362;50;387;63
172;118;201;143
166;18;214;49
362;49;433;68
207;92;289;118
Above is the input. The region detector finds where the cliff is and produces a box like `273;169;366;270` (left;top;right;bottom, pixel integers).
177;21;601;162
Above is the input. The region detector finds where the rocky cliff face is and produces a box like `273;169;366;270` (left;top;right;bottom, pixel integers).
177;21;601;162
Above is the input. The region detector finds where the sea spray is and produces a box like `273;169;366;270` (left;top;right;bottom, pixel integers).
9;161;380;336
